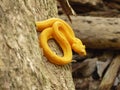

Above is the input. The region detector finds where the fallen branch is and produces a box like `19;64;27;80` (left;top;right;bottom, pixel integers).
98;55;120;90
61;15;120;49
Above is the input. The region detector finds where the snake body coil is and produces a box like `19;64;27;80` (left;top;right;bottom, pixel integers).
36;18;86;65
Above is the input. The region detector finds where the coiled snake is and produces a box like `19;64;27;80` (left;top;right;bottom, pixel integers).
36;18;86;65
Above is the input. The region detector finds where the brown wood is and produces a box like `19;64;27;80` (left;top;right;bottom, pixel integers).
69;0;102;5
98;55;120;90
0;0;75;90
61;15;120;49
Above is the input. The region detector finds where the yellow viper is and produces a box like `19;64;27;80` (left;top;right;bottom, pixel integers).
36;18;86;65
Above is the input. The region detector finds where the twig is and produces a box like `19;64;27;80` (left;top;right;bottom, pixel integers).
98;55;120;90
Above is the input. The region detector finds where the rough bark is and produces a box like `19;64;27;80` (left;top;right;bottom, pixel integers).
0;0;75;90
61;15;120;50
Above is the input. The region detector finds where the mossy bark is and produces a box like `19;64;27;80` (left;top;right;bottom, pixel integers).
0;0;75;90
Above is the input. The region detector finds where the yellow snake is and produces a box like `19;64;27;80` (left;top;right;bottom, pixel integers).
36;18;86;65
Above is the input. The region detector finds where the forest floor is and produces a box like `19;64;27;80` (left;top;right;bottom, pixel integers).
58;0;120;90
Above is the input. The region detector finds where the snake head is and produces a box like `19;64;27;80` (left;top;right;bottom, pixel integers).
72;39;86;56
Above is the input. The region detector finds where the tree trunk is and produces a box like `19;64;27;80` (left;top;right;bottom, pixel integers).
0;0;75;90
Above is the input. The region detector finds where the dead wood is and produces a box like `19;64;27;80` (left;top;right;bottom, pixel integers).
69;0;102;5
96;52;113;78
72;61;88;73
98;55;120;90
60;15;120;49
